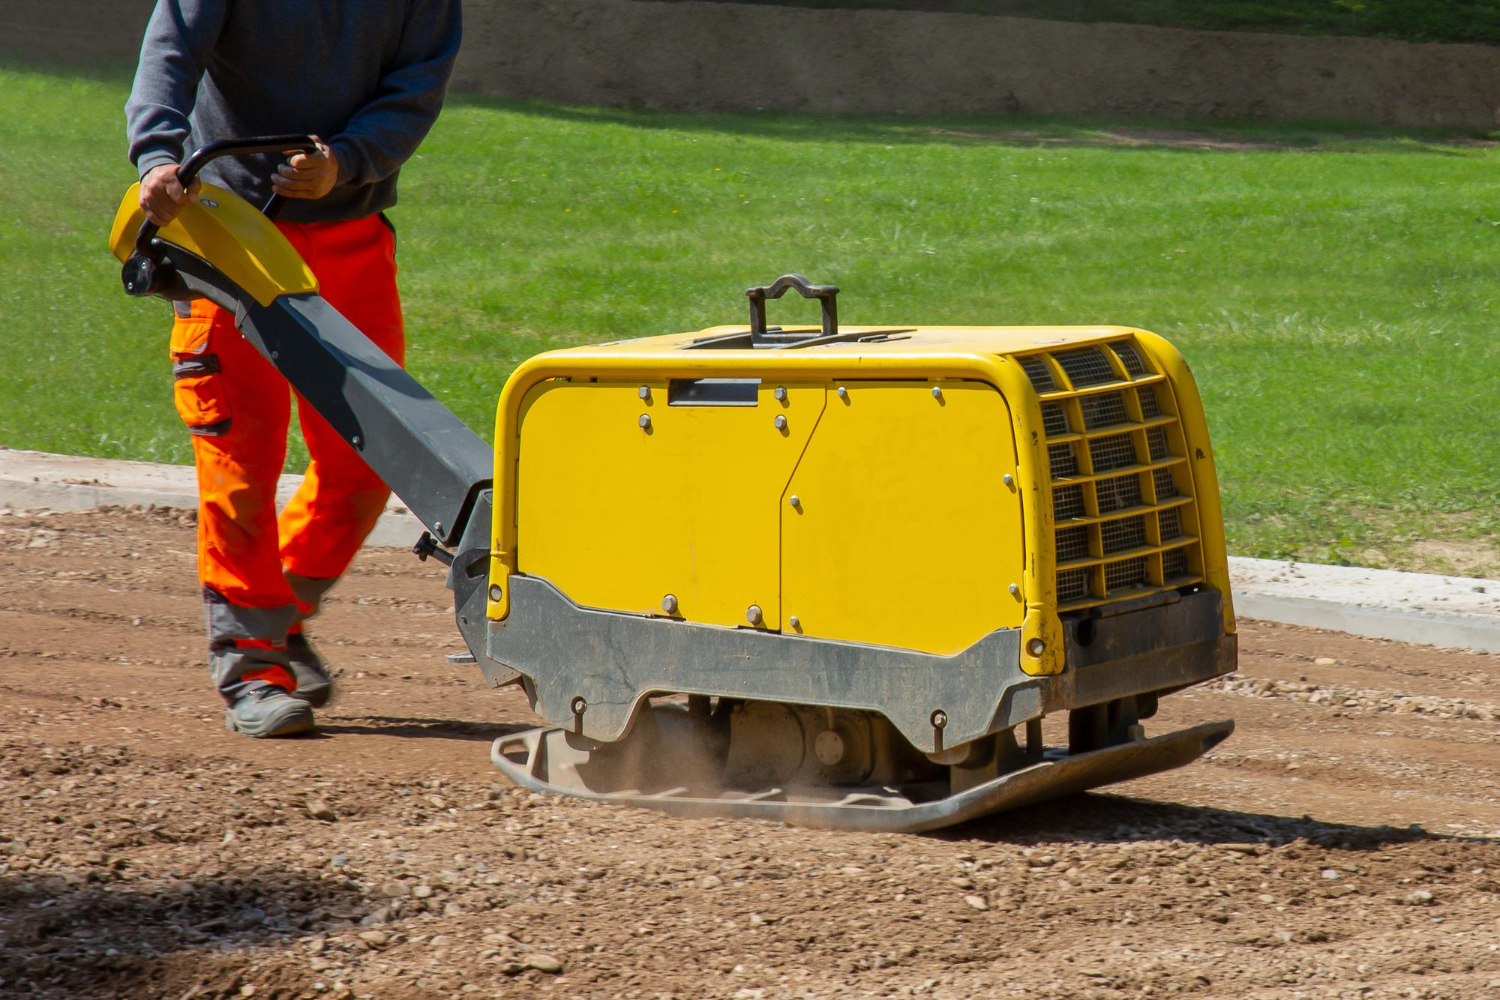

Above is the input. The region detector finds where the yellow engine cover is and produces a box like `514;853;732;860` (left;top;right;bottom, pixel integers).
491;325;1235;675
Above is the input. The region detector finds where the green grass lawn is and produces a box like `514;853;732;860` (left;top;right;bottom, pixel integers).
2;66;1498;575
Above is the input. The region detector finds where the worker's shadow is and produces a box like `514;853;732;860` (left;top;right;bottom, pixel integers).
308;716;533;743
935;792;1474;850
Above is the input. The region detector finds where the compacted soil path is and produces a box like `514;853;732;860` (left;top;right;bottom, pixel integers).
1;508;1497;999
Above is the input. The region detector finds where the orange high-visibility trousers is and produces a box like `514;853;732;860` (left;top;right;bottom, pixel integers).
169;214;403;701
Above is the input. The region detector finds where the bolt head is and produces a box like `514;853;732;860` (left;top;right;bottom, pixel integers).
789;494;800;509
773;415;788;431
930;709;948;729
931;386;943;400
788;615;801;630
774;386;788;402
571;696;587;715
661;593;678;615
1002;473;1015;487
746;604;763;626
488;584;503;603
638;413;652;430
836;386;848;400
351;435;362;448
1008;583;1020;597
638;385;651;400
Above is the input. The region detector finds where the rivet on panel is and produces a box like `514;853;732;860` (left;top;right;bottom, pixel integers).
788;494;801;510
773;415;788;431
931;386;943;401
1002;473;1015;488
1008;583;1020;597
836;386;849;401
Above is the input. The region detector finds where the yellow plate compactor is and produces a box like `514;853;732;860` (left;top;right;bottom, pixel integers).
113;139;1236;833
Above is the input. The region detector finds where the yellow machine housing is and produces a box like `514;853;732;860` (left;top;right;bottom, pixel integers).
490;326;1234;678
109;144;1236;828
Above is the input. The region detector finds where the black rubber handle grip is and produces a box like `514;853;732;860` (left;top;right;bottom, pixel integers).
746;274;840;339
133;135;319;254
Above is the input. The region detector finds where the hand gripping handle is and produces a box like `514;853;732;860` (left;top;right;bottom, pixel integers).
123;135;319;296
745;274;840;339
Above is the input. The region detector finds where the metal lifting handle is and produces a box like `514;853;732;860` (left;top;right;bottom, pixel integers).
746;274;840;339
132;135;319;255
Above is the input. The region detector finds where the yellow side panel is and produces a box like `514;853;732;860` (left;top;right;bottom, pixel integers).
109;182;317;306
782;381;1025;655
516;380;826;630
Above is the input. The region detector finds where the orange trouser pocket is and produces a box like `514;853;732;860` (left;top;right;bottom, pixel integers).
170;313;233;436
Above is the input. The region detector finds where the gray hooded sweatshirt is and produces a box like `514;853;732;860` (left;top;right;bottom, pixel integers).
125;0;462;223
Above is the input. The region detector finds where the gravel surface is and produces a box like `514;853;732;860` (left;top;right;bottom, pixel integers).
1;508;1497;999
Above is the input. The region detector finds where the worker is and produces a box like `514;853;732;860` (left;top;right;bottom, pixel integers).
124;1;462;738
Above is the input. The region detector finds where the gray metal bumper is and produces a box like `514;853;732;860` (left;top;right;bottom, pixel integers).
484;579;1235;754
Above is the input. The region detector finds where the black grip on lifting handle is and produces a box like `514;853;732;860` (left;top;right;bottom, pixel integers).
131;135;319;258
746;274;840;339
123;135;319;298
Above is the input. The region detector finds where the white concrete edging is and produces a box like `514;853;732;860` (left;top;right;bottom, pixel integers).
3;447;1498;652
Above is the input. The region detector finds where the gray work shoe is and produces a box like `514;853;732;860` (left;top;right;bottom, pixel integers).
286;633;334;708
225;685;315;738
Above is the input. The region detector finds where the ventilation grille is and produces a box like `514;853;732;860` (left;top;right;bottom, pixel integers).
1105;557;1148;591
1111;342;1147;377
1138;386;1161;420
1147;427;1170;462
1095;474;1142;514
1101;516;1147;554
1012;338;1203;612
1080;392;1130;430
1048;443;1078;478
1019;356;1056;392
1055;526;1090;562
1089;434;1136;472
1053;485;1085;520
1041;402;1070;437
1057;568;1089;602
1053;347;1116;388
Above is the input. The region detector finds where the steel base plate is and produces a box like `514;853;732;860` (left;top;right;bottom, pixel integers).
491;719;1234;833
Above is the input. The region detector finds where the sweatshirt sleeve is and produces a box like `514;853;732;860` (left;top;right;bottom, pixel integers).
124;0;231;176
328;0;463;187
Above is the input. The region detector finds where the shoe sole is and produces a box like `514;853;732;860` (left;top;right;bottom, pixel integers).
225;703;316;738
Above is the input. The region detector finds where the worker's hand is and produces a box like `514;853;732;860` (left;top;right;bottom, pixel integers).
139;163;200;227
272;137;339;200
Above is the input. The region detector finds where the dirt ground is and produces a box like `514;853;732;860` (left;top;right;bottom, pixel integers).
1;507;1497;1000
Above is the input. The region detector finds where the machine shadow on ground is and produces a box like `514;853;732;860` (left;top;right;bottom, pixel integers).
313;716;532;744
0;869;364;998
940;790;1463;850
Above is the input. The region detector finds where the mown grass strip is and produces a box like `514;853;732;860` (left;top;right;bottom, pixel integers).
2;67;1496;572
